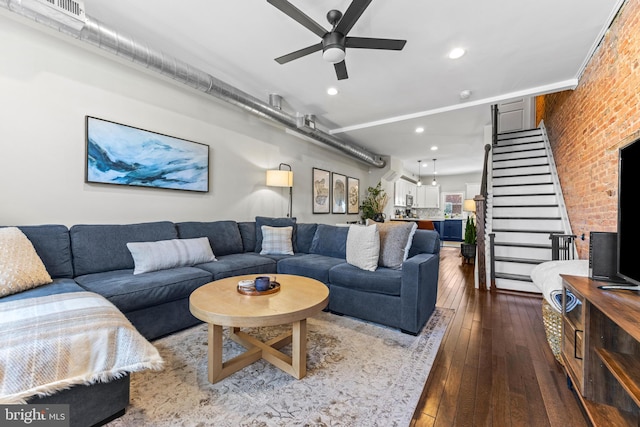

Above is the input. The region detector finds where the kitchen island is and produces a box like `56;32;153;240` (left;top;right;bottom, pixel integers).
390;218;436;230
391;218;463;241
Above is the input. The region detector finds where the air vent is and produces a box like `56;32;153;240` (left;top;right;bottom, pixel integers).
43;0;85;20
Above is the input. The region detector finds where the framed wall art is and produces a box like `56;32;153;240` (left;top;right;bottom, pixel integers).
85;116;209;192
312;168;331;214
332;173;347;214
347;177;360;214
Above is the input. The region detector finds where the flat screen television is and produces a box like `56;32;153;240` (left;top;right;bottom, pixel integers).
617;137;640;286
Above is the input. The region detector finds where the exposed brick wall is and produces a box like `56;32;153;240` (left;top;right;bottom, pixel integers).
540;0;640;258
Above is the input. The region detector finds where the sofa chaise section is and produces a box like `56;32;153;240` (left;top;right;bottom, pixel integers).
0;225;132;427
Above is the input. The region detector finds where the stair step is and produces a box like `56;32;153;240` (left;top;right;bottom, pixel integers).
493;204;559;208
492;182;552;188
493;154;548;163
492;228;564;234
493;144;545;154
498;128;541;137
494;242;551;249
496;134;543;143
491;232;555;245
494;171;551;177
493;216;561;220
494;256;547;265
495;272;533;282
492;192;556;197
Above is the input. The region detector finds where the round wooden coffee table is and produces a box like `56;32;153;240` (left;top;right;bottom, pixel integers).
189;274;329;383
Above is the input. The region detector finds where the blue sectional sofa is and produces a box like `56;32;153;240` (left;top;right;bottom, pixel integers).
1;219;440;426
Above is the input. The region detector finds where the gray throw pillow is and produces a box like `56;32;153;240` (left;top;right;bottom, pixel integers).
367;221;417;269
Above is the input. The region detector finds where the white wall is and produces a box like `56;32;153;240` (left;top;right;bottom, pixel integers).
0;12;374;226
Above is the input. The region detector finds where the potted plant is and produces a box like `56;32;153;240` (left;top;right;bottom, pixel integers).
461;215;477;263
361;182;389;223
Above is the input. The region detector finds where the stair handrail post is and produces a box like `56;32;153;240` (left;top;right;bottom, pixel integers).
491;104;499;146
489;232;496;291
480;144;491;198
475;195;487;291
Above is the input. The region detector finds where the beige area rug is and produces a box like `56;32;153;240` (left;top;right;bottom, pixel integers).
107;308;453;427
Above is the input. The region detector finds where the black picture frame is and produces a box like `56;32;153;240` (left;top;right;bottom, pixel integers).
312;168;331;214
347;177;360;214
332;173;347;214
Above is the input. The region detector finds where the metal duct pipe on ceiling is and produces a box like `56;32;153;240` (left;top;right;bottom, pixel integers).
2;1;386;168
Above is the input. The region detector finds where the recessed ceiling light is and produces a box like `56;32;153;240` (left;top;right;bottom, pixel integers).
327;87;338;95
415;127;424;133
460;89;472;99
448;47;465;59
430;146;438;151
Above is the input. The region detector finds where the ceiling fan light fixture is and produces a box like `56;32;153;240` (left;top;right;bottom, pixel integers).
323;46;346;63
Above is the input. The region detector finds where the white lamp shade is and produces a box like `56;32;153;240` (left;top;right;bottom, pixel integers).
463;199;476;212
322;47;346;64
266;170;293;187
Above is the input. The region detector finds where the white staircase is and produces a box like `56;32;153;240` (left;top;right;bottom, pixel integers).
487;127;568;293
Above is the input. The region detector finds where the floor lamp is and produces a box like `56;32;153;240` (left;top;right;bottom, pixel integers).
266;163;293;218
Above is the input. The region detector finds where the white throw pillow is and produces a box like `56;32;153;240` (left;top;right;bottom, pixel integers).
346;224;380;271
0;227;53;297
260;225;294;255
127;237;216;275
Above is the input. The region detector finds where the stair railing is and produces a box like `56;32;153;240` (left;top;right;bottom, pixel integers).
539;121;576;254
550;234;577;260
477;143;492;291
479;104;499;292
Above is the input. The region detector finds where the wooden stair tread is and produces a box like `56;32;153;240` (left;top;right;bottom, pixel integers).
494;256;547;265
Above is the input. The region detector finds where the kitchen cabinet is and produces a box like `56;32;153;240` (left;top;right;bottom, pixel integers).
441;219;462;241
416;185;439;208
432;221;443;236
394;180;406;206
394;179;417;207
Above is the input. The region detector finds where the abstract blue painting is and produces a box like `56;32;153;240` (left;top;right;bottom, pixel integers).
85;116;209;192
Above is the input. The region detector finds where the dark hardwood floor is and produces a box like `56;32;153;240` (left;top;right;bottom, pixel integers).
411;246;588;427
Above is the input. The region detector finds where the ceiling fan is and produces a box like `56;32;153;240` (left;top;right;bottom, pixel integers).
267;0;407;80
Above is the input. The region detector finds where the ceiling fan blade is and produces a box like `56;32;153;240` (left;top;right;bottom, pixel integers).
267;0;327;38
334;0;373;36
346;37;406;50
275;42;323;64
334;61;348;80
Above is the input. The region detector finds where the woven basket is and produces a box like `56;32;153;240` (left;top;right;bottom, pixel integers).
542;299;563;365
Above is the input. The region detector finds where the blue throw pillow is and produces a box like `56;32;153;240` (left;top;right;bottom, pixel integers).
255;216;297;253
309;224;348;259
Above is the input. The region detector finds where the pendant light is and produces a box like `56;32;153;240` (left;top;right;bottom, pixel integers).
431;159;437;186
417;160;422;187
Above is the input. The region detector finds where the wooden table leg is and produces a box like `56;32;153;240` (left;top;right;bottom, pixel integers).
207;320;309;383
292;319;307;379
208;323;223;383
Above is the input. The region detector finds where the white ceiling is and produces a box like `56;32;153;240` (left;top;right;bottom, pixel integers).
83;0;622;177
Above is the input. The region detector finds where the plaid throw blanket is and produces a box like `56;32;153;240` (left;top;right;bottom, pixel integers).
0;292;163;403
